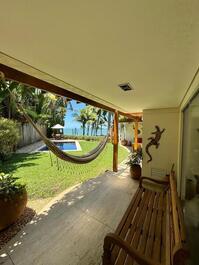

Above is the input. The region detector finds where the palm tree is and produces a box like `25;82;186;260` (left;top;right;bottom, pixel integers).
0;80;34;120
93;109;111;136
74;106;97;136
0;80;68;130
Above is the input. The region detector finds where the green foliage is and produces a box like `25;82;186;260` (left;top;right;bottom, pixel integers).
73;106;112;136
0;80;67;131
1;142;128;199
0;118;20;160
126;149;142;167
0;173;26;200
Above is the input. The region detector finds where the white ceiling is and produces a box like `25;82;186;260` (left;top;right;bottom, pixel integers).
0;0;199;112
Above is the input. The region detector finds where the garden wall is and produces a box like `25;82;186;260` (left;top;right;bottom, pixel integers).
17;123;46;148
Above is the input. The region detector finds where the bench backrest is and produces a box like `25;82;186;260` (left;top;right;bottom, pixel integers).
168;172;188;265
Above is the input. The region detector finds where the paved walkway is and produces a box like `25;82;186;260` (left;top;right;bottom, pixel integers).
0;163;138;265
16;141;43;153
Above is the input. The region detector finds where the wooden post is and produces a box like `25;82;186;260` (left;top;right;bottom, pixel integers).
113;110;119;172
134;120;138;151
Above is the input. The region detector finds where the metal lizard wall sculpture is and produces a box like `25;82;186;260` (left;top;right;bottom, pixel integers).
145;125;165;163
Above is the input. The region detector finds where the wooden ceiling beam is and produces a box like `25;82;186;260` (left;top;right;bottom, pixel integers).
0;63;115;112
0;63;142;120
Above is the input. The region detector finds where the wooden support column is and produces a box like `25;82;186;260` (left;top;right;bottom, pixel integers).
134;120;138;151
113;110;119;172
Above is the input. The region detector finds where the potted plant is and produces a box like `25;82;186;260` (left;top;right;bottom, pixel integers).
0;173;27;231
126;149;142;179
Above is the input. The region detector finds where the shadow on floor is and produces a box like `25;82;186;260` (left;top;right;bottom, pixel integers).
0;207;36;250
1;165;136;265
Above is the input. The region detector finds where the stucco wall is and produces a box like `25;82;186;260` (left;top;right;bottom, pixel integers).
142;108;180;179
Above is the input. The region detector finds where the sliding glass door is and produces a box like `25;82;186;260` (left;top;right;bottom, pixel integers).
181;90;199;265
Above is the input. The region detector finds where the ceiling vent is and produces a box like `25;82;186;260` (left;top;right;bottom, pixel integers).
118;83;133;91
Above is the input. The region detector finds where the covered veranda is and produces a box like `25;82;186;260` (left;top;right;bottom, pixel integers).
1;162;138;265
0;1;199;265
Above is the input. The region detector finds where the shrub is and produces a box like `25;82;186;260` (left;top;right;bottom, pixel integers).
126;149;142;167
0;118;20;160
0;173;26;201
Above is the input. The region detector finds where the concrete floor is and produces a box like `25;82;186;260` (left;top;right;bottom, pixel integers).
0;163;138;265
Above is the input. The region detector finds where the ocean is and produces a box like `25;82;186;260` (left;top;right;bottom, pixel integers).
63;127;108;136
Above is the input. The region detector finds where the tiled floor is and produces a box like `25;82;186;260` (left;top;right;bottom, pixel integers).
0;163;138;265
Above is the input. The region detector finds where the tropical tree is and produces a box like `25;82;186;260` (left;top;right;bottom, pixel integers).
0;80;68;130
74;105;113;136
73;106;97;135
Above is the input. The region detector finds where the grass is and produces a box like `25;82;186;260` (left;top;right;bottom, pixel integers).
1;141;129;200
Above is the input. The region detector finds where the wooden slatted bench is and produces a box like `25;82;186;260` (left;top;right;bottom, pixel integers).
102;173;188;265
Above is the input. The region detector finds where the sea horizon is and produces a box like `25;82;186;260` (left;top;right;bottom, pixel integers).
63;127;108;136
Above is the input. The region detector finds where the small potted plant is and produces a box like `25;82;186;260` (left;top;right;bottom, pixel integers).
126;149;142;179
0;173;27;231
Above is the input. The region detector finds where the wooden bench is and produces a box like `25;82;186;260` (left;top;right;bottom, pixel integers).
102;173;188;265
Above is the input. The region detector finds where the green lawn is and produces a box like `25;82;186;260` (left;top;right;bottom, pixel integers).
1;141;128;200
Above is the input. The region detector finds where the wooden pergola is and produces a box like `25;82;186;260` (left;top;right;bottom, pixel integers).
0;63;142;172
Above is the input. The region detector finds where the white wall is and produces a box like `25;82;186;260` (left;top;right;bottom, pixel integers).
142;108;180;179
125;123;134;142
120;122;142;143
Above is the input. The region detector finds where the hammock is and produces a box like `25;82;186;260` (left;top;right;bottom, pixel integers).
0;72;110;164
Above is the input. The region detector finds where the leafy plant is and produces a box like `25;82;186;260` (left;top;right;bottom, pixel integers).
0;80;67;130
0;173;26;200
126;149;142;167
0;118;20;160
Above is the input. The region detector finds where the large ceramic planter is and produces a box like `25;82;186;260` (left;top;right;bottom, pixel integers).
0;190;27;231
130;165;141;180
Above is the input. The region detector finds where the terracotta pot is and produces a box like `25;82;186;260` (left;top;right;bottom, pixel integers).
130;165;141;180
0;190;27;231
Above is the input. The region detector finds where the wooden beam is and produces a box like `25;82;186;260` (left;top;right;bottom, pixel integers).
0;64;143;120
118;111;142;121
113;110;119;172
134;120;138;151
0;63;116;112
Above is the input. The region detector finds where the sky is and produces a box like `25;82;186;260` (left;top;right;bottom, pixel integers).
64;100;86;129
64;100;109;136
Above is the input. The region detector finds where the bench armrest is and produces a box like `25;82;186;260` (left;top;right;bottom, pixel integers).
103;233;160;265
139;176;169;188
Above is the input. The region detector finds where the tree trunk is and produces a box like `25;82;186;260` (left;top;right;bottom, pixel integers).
83;123;86;135
91;124;94;136
87;124;90;136
107;112;112;131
